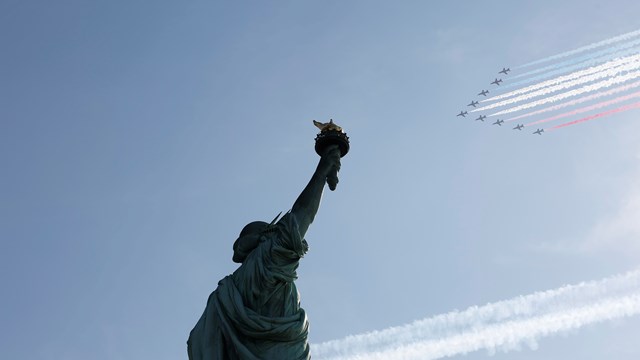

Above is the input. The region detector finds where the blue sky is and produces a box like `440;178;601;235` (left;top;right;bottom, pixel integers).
2;1;640;359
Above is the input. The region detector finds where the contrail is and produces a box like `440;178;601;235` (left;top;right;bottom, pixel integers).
489;69;640;117
484;53;640;103
515;28;640;69
313;269;640;360
509;38;640;80
472;60;640;113
551;100;640;130
504;80;640;122
524;90;640;127
320;295;640;360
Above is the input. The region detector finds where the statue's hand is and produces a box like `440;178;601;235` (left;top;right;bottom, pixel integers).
319;145;341;190
319;145;341;174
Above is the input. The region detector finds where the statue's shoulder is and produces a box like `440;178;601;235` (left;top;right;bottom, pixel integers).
273;212;308;257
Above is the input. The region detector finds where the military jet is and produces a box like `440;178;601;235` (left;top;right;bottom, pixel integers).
457;111;468;117
513;124;524;130
477;89;489;96
491;78;503;85
467;100;479;107
475;115;487;122
492;119;504;126
533;128;545;135
499;67;511;75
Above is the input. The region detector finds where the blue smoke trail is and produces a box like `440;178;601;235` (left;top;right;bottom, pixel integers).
515;28;640;69
509;38;640;82
503;46;640;90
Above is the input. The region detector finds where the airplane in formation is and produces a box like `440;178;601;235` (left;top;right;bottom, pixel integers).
492;119;504;126
533;129;544;135
491;78;503;85
513;124;524;130
475;115;487;121
467;100;479;107
499;67;511;75
457;111;468;117
477;89;489;96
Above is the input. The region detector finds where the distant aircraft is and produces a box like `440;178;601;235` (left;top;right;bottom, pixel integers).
475;115;486;122
513;124;524;130
499;67;511;75
533;128;544;135
492;119;504;126
477;89;489;96
467;100;479;107
457;111;468;117
491;78;503;85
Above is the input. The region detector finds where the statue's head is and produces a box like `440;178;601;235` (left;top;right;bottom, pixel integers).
232;221;268;263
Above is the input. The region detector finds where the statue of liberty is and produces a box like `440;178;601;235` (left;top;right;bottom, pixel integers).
188;121;349;359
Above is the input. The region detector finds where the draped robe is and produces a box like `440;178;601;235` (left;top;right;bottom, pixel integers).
188;213;310;360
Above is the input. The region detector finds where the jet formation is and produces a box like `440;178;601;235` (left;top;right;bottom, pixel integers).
455;66;544;135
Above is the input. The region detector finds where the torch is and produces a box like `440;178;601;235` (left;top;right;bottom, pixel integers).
313;119;350;191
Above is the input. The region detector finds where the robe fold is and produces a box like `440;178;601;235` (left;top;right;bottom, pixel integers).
188;212;310;360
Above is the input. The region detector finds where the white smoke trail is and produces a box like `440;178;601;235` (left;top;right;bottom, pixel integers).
505;80;640;122
484;53;640;103
516;28;640;68
472;59;640;113
323;295;640;360
313;269;640;360
489;69;640;116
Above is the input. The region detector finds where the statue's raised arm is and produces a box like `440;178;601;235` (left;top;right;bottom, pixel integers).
292;119;349;237
291;144;341;237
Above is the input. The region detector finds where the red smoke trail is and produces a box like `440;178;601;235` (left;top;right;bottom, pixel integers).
526;90;640;127
550;101;640;130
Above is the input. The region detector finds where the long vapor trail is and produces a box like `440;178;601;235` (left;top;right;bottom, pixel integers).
484;53;640;103
505;80;640;122
551;100;640;130
320;295;640;360
525;90;640;126
472;60;640;113
489;69;640;116
313;269;640;360
515;28;640;69
509;38;640;80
